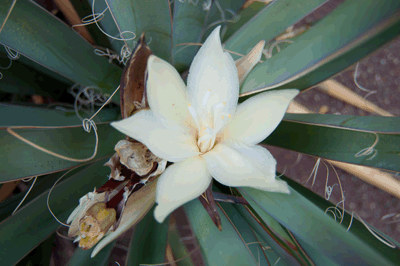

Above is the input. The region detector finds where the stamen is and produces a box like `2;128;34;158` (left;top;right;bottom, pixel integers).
213;102;226;110
188;104;200;128
208;135;216;151
198;133;212;146
202;89;211;107
192;98;232;153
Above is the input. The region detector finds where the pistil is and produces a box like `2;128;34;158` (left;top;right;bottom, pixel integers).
188;91;231;154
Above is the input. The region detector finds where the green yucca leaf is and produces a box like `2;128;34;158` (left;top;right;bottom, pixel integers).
238;0;400;96
172;0;206;72
0;50;69;98
0;105;122;181
236;201;314;265
287;237;337;266
222;2;268;42
0;0;121;95
283;114;400;132
264;116;400;172
219;201;284;265
1;104;119;126
16;234;55;266
200;0;244;42
67;241;115;266
0;125;122;181
69;0;113;50
215;183;309;265
126;206;169;265
239;185;397;265
0;62;65;99
0;160;109;265
234;203;314;266
281;175;400;265
92;0;127;55
224;0;327;58
172;0;244;72
0;40;74;83
105;0;172;62
168;220;197;266
73;0;124;54
184;199;259;266
0;107;124;182
0;171;76;222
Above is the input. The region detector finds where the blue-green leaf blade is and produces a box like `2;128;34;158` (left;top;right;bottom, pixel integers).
67;241;115;266
224;0;327;59
239;0;400;95
0;0;122;95
240;185;397;265
0;49;70;98
283;113;400;133
222;2;268;42
184;199;258;266
126;206;169;265
0;105;123;181
279;175;400;265
106;0;172;62
263;117;400;172
172;1;206;72
219;202;284;266
0;160;109;265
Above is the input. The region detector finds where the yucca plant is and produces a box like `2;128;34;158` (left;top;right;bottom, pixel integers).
1;0;400;265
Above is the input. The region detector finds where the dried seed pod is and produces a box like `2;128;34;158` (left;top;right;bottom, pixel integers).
78;203;117;250
67;187;127;249
91;180;157;257
104;153;124;181
115;139;162;176
120;32;152;119
67;190;107;238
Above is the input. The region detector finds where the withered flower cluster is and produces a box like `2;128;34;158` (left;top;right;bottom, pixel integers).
67;33;166;255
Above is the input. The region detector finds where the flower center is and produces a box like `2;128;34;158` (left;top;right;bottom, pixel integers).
188;89;231;153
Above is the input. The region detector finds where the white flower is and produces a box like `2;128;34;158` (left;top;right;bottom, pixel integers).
111;26;299;223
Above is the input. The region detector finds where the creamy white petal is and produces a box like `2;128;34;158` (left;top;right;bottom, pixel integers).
154;156;211;223
218;89;299;146
203;143;289;193
187;26;239;118
228;141;276;177
235;40;265;86
111;109;199;162
146;55;194;128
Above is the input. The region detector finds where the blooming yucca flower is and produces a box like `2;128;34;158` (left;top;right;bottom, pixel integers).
112;26;299;223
